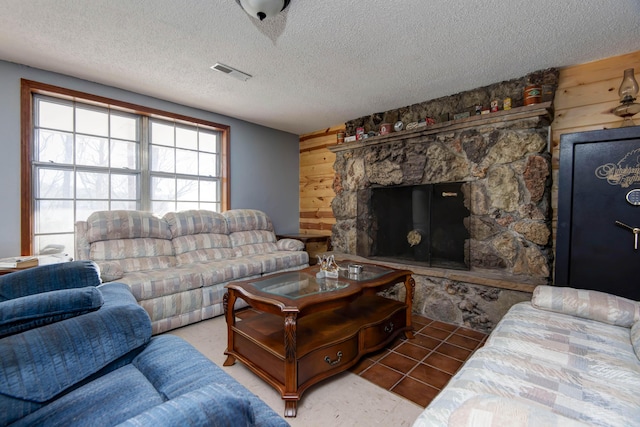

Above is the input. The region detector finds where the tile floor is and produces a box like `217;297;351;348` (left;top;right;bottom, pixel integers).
350;314;488;407
236;309;487;409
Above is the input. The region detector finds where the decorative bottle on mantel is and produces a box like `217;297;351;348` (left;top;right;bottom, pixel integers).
524;80;542;106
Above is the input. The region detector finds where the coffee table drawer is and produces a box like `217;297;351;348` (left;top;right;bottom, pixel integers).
362;307;406;350
298;337;358;386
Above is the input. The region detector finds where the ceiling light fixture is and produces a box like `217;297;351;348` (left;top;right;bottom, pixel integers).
612;68;640;127
236;0;290;21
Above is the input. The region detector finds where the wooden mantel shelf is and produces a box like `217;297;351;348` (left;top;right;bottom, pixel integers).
329;102;552;153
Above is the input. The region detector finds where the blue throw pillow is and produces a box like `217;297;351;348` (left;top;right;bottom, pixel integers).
0;286;104;338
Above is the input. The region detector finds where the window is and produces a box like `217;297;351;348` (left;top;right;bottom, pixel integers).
21;80;229;256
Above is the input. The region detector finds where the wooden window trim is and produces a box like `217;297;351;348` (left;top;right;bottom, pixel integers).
20;79;230;255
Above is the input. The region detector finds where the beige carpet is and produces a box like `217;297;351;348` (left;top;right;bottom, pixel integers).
169;315;423;427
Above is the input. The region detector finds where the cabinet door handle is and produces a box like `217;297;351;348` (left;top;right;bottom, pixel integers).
324;351;343;366
384;322;394;333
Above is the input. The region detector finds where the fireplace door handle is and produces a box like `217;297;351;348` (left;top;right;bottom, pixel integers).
324;351;343;366
442;192;458;197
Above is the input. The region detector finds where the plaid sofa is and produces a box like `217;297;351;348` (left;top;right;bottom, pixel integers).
75;209;308;334
413;285;640;427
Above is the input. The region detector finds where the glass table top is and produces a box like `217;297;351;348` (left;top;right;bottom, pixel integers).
247;264;394;299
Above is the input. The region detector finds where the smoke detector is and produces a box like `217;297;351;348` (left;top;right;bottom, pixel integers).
210;63;252;82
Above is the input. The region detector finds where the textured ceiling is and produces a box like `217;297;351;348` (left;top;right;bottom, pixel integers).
1;0;639;135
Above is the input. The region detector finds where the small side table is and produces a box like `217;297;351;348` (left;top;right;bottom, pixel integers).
276;233;332;265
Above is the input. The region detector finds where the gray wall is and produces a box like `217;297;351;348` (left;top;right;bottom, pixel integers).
0;60;300;258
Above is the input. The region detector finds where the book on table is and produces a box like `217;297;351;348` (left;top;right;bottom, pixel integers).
0;256;39;269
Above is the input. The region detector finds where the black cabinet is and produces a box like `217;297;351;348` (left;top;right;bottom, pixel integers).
556;127;640;300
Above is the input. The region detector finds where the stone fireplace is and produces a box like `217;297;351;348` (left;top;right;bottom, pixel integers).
328;70;557;332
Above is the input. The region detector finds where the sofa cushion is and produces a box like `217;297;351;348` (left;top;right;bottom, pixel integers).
164;210;228;237
448;395;590;427
118;267;203;301
230;230;278;256
10;364;165;426
223;209;273;233
171;234;235;264
131;335;288;427
117;384;255;427
90;239;176;270
0;287;103;338
85;210;171;242
187;259;263;288
244;252;309;274
532;285;640;327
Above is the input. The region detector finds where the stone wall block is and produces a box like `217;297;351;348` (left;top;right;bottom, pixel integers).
331;191;357;219
467;216;501;240
513;220;551;246
486;166;520;212
401;145;427;185
468;239;507;269
462;129;493;165
414;277;463;326
344;157;366;191
412;276;532;333
368;160;404;186
523;154;550;203
332;173;343;194
518;203;546;220
467;181;490;215
492;232;520;266
331;219;357;253
512;244;550;277
423;143;470;183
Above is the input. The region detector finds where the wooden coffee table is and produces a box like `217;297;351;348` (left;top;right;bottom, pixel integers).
223;261;414;417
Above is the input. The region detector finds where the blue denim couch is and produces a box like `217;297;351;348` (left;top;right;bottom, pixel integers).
0;261;289;427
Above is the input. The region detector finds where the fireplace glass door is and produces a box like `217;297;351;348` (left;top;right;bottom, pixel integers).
369;183;469;270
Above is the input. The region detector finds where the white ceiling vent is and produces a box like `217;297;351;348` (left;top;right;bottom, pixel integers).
210;63;252;81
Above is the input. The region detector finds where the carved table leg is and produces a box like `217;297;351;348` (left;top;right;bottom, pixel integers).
404;276;416;339
284;400;298;417
283;311;299;417
223;290;237;366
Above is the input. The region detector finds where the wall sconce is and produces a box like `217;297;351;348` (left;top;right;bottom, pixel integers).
236;0;290;21
612;68;640;127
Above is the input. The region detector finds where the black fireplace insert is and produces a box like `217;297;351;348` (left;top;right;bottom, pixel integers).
364;182;470;270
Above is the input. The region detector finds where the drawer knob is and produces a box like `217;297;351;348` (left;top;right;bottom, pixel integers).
324;351;343;366
384;322;394;334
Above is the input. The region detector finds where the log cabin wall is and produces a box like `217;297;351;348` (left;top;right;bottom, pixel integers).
298;125;341;235
298;49;640;266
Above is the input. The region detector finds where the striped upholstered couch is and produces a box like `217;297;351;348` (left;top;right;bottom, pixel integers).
413;285;640;427
75;209;308;334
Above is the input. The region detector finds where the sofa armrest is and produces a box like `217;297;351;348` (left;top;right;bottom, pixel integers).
115;384;255;427
0;287;104;338
532;285;640;328
97;261;124;282
276;238;304;251
0;260;101;301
